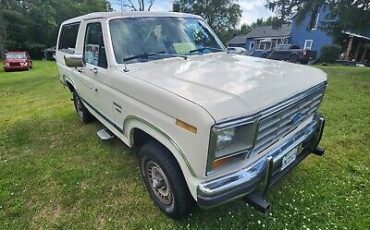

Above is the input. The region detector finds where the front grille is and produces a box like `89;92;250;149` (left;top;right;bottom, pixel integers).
252;85;325;155
9;63;20;67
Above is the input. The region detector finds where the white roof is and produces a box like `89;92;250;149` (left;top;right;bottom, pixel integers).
62;11;202;24
344;31;370;41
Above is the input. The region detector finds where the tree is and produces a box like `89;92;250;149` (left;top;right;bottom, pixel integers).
115;0;155;11
240;23;251;34
0;11;6;57
250;16;281;28
173;0;242;43
0;0;112;58
266;0;370;40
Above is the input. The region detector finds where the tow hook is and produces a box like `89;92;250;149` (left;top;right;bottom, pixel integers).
244;194;271;214
312;146;325;156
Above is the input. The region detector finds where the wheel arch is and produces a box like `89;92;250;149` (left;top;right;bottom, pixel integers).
63;74;76;92
124;117;198;198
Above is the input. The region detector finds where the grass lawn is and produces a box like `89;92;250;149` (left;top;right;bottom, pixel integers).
0;61;369;229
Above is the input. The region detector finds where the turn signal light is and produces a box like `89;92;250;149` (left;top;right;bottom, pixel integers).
176;119;197;134
212;158;231;169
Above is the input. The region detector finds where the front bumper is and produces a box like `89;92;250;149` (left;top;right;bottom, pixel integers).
4;65;29;71
197;113;325;208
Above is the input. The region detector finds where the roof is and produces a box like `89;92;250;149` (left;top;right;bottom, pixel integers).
246;24;291;38
344;31;370;41
227;34;249;45
63;11;202;24
227;24;292;45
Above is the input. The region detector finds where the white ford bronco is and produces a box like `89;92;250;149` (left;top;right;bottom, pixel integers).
56;12;327;219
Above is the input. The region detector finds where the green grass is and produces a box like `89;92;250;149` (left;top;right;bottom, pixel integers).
0;61;369;229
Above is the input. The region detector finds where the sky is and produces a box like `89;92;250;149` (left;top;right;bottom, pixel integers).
110;0;274;27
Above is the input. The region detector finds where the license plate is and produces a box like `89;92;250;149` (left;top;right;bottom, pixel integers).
281;147;298;171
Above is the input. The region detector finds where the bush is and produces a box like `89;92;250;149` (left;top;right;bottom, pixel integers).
320;45;342;64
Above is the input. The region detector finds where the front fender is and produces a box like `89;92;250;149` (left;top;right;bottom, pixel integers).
124;116;201;198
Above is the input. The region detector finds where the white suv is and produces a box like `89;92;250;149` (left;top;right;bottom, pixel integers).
56;12;327;219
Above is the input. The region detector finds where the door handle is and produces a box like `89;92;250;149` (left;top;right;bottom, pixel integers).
90;67;98;74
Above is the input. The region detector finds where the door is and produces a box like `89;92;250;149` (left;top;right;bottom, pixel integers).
77;22;113;123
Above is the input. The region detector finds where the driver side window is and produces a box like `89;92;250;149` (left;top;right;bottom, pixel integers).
84;22;107;68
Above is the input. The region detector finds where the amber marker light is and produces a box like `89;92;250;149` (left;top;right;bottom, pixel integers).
176;119;197;134
212;158;231;169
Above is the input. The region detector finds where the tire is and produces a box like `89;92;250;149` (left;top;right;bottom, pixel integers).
72;91;94;123
139;141;194;219
288;54;299;63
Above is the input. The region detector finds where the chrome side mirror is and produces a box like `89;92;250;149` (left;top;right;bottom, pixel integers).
64;54;84;68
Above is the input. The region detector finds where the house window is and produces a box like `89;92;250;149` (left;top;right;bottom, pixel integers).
265;42;271;51
304;40;313;50
259;41;264;50
311;13;320;30
249;41;255;51
272;39;278;49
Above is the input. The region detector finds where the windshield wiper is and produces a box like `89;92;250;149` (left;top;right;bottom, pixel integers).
189;47;225;54
123;51;189;62
122;52;188;72
123;51;166;62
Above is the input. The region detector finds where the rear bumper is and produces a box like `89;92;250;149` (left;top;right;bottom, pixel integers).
197;113;325;208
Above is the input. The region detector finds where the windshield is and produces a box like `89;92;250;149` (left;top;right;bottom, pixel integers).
109;17;225;64
6;53;26;59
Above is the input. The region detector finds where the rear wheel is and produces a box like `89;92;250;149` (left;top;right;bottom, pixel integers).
72;91;94;123
288;54;298;63
300;60;309;65
139;141;194;219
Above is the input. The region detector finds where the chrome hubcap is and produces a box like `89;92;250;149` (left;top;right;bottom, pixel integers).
146;161;173;205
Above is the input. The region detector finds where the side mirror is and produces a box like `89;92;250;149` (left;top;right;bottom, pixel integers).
64;54;84;68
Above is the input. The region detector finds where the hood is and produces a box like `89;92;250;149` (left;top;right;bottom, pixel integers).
124;53;327;122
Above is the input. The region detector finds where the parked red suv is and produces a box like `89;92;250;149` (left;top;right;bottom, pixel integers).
3;51;33;72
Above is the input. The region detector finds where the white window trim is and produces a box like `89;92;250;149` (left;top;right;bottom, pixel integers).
304;40;313;50
312;13;320;30
255;40;272;52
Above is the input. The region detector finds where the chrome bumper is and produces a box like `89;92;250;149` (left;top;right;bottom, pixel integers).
197;113;325;208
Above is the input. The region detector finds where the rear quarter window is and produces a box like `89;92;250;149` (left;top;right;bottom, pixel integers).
58;23;80;53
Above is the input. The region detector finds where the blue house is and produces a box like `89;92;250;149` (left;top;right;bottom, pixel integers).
228;7;370;61
290;7;333;57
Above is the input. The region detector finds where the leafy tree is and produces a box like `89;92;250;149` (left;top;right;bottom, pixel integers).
173;0;242;43
114;0;155;11
251;16;283;28
266;0;370;40
320;44;342;63
0;11;6;57
239;24;251;34
0;0;112;58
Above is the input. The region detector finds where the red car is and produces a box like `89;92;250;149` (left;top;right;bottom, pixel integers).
3;51;33;72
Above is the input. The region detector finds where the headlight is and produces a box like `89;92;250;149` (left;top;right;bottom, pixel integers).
207;121;257;174
216;127;236;151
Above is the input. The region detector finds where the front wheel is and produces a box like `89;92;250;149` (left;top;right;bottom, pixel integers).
140;142;194;219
